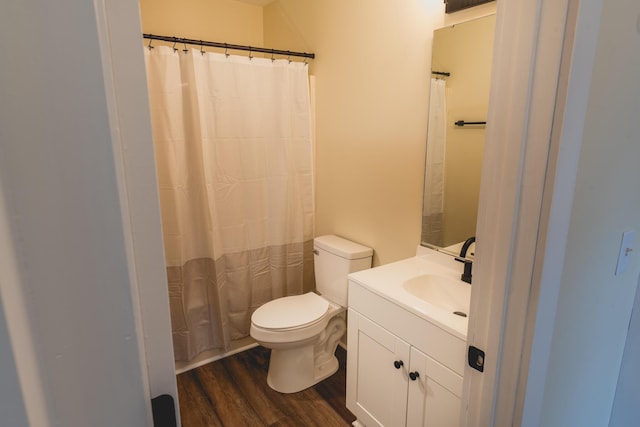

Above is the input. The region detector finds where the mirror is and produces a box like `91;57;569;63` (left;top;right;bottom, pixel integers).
421;14;496;257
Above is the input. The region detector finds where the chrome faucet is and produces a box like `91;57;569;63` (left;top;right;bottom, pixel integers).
455;237;475;284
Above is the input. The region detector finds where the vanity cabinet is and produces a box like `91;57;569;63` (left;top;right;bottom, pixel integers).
346;279;465;427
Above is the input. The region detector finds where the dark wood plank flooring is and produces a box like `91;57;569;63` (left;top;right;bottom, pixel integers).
177;345;356;426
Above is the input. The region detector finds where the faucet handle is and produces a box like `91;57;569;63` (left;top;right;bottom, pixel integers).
454;257;473;284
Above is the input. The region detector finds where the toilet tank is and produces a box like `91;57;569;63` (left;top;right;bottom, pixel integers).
314;235;373;306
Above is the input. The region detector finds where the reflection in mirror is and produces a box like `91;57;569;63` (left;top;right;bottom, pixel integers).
421;14;496;257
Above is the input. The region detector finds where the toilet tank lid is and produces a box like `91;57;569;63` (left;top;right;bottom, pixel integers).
314;235;373;260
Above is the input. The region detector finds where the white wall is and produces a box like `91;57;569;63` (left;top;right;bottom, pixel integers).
0;303;29;426
609;274;640;426
0;0;153;425
0;181;51;426
535;0;640;425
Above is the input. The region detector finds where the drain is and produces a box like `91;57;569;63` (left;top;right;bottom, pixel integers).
453;311;467;317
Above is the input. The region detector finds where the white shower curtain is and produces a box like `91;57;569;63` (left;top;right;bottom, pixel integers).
145;47;315;361
422;78;446;247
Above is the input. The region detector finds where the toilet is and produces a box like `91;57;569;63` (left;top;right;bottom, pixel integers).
250;235;373;393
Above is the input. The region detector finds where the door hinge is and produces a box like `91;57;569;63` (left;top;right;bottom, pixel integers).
468;346;485;372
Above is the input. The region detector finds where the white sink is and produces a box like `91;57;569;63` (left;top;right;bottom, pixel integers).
403;274;470;315
348;249;472;339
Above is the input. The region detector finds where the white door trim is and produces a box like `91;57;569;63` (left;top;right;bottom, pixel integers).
93;0;179;422
517;0;606;424
461;0;601;425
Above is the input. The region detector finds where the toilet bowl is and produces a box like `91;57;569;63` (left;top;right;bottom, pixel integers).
250;235;373;393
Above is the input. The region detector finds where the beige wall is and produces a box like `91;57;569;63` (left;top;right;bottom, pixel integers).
264;1;441;265
264;1;495;264
433;15;495;246
139;0;497;265
139;0;264;48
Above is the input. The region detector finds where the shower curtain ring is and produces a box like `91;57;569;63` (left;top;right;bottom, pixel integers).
224;43;229;58
200;40;205;56
182;42;188;54
249;46;253;61
271;49;275;62
147;37;154;50
172;40;178;53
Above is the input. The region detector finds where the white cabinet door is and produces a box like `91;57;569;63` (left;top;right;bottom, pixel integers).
406;347;463;427
347;309;411;427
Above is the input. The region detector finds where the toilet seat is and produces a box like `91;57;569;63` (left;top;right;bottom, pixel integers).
252;292;330;331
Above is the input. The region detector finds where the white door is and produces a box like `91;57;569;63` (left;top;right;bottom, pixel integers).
461;0;603;425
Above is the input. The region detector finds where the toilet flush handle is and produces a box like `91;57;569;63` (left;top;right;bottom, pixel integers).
313;249;319;255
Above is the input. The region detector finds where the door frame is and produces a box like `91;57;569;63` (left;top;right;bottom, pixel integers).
94;0;607;426
94;0;180;422
463;0;605;425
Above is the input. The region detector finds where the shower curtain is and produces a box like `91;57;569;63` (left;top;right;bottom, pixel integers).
145;46;315;361
422;78;446;247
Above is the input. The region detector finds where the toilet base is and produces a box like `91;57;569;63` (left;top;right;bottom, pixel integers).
264;316;345;394
267;350;339;394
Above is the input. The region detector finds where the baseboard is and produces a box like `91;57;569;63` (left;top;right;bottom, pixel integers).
175;329;347;375
174;336;259;374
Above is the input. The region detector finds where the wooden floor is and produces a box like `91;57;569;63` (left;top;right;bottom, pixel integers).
177;345;356;426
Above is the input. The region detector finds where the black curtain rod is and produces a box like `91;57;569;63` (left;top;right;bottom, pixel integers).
455;120;487;127
143;34;315;60
432;70;450;77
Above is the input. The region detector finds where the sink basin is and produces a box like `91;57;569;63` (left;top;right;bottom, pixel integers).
402;274;470;314
348;250;473;339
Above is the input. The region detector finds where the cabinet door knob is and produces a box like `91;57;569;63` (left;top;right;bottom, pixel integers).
393;360;404;369
409;371;420;381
